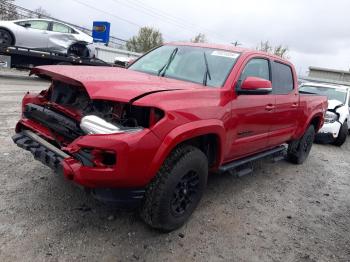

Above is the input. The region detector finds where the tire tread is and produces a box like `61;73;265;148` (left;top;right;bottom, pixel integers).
140;145;205;230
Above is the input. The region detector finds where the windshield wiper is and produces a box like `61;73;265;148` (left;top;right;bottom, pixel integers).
203;52;211;86
158;48;178;77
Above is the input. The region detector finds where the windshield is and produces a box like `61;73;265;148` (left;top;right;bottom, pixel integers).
128;45;240;87
299;85;348;103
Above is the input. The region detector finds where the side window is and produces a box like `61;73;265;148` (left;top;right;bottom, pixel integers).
17;20;49;30
240;58;270;81
272;62;294;94
52;23;72;33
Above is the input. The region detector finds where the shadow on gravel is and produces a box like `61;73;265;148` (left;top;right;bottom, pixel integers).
25;156;286;233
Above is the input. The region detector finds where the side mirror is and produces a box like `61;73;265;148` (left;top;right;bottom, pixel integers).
238;76;272;94
23;23;31;28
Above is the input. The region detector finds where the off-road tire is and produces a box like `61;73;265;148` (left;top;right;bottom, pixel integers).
140;145;208;231
287;125;315;164
333;122;348;146
0;29;13;46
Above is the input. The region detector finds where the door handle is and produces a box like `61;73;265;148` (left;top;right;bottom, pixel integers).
291;103;298;108
265;104;275;111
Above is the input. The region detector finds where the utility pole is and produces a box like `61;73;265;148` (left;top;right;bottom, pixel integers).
231;41;241;47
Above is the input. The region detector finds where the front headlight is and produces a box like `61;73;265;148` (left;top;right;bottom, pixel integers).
324;111;339;123
80;115;143;135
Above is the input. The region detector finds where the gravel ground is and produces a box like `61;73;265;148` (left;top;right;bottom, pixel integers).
0;69;349;262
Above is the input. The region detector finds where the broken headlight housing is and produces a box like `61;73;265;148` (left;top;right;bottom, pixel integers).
324;111;339;124
80;115;143;135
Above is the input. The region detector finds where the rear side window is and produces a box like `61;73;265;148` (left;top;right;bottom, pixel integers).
17;20;49;31
52;23;73;33
272;62;294;94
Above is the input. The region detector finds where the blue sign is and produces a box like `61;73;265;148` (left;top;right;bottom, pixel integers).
92;21;110;44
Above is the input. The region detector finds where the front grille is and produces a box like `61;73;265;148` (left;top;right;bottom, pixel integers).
24;103;83;140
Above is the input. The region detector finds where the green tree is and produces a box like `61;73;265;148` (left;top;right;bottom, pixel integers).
191;33;207;43
256;40;289;59
0;0;18;20
126;27;163;53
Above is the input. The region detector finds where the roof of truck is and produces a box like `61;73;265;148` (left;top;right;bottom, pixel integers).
166;42;286;60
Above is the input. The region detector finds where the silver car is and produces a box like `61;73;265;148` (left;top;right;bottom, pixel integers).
0;18;93;54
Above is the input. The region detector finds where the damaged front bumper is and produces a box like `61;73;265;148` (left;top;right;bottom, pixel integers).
12;123;161;206
13;130;69;170
315;121;341;143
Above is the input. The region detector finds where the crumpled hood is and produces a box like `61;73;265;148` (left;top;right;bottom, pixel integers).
31;65;204;102
327;99;344;110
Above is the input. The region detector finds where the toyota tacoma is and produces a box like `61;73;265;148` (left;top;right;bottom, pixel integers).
12;42;327;231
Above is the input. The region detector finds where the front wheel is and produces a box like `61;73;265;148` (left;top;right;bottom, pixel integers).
287;125;315;164
0;29;13;46
140;145;208;231
333;122;348;146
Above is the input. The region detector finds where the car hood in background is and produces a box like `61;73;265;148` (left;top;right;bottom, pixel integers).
327;99;344;110
31;65;204;102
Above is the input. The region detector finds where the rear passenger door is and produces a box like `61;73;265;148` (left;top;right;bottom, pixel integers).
15;20;50;49
268;61;299;147
46;22;76;52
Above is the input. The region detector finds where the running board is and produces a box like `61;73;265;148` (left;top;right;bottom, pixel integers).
218;145;286;175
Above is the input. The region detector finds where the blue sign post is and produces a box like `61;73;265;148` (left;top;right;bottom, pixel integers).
92;21;110;45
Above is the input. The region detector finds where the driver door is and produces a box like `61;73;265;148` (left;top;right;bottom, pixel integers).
226;57;276;161
15;20;50;50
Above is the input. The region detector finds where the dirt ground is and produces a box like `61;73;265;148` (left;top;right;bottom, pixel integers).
0;69;349;262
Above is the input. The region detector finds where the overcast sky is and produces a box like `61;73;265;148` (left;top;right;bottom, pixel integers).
15;0;350;75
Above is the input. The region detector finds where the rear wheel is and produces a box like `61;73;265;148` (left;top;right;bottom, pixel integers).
67;42;90;58
333;122;348;146
140;145;208;231
0;29;13;46
287;125;315;164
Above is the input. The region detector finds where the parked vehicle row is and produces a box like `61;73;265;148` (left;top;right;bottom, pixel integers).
300;83;350;146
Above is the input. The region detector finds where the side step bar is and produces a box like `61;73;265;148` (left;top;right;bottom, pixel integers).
218;145;286;175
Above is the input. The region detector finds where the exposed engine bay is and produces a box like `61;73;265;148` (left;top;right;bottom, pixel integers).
23;81;164;143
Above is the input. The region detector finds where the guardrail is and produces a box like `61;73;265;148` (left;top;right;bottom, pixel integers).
94;45;141;64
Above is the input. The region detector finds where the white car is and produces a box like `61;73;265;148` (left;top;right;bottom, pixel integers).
114;56;133;67
300;83;350;146
0;19;93;55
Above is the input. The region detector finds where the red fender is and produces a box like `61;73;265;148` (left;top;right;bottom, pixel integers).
145;119;226;181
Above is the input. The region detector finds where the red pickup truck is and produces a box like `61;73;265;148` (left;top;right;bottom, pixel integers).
12;42;327;231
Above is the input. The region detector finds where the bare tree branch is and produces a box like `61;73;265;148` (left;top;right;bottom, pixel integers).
257;40;289;59
191;33;207;43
